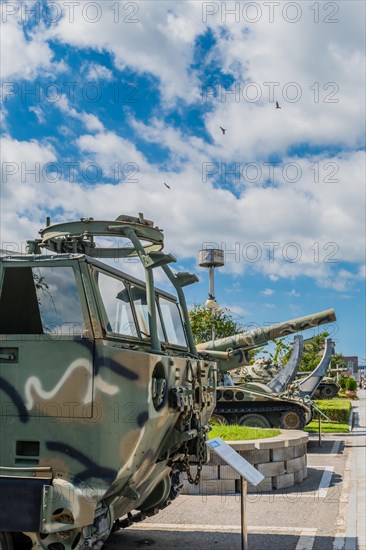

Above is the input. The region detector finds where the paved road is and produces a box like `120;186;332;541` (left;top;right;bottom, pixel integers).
105;391;366;550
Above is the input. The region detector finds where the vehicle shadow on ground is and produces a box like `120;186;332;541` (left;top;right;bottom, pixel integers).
307;438;346;454
104;530;355;550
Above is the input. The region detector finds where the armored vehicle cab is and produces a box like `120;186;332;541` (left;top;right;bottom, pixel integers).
0;215;216;550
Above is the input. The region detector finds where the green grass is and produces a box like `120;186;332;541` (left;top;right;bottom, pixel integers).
305;421;349;433
209;425;280;441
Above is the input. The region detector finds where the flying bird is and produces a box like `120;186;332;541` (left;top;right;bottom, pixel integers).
164;183;171;189
220;126;226;134
275;101;281;109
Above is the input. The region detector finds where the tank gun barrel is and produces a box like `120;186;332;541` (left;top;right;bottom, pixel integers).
196;309;336;353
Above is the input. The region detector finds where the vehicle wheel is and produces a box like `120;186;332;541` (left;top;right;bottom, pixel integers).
280;410;305;430
209;414;229;426
320;386;337;399
0;533;13;550
238;413;271;428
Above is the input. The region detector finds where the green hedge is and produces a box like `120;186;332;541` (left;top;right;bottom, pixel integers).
312;399;352;423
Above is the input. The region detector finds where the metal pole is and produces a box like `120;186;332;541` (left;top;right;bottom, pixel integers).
318;414;322;447
241;477;248;550
209;267;216;344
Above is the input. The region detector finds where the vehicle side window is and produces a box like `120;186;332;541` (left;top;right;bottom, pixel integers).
129;285;165;341
158;297;187;346
97;272;138;337
0;266;85;336
33;266;85;336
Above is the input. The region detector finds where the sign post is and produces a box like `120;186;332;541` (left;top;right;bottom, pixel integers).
206;437;265;550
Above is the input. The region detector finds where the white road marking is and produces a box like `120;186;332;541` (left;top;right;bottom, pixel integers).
331;440;342;454
332;536;345;550
295;528;317;550
315;466;334;499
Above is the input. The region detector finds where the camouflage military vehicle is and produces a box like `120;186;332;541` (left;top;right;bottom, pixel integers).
0;214;336;549
314;378;340;399
198;318;336;430
0;215;218;550
234;357;283;385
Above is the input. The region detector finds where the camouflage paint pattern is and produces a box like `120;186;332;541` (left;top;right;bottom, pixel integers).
0;216;216;549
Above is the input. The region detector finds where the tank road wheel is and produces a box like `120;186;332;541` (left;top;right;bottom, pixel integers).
0;533;13;550
280;409;305;430
209;414;229;426
320;386;338;399
238;414;271;428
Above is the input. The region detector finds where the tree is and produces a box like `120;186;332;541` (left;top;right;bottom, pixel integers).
261;337;292;366
293;331;344;373
189;304;242;344
188;304;259;363
262;331;345;373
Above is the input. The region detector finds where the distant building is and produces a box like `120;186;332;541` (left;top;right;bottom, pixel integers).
341;356;359;380
359;364;366;381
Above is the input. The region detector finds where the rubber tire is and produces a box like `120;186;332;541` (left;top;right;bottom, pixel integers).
0;533;13;550
238;413;271;428
280;410;305;430
209;414;229;426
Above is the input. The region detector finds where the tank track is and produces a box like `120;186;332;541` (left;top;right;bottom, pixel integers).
112;469;183;531
215;403;307;429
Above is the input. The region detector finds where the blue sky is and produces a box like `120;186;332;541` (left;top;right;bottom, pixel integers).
1;0;365;361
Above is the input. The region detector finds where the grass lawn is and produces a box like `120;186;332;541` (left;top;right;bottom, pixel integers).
304;421;349;433
209;425;280;441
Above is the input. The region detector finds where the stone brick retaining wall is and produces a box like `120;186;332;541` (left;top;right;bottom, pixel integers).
182;430;308;495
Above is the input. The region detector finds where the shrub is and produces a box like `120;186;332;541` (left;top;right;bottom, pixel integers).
338;376;347;389
345;377;357;391
312;399;351;422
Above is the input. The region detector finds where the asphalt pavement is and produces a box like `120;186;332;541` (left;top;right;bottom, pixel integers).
105;390;366;550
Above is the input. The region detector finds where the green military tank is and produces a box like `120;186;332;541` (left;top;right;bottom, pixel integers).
199;325;336;430
313;378;340;399
0;214;336;549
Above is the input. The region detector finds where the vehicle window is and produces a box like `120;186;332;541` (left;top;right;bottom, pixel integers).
0;266;85;336
129;285;165;341
33;266;85;336
97;272;138;337
158;297;187;346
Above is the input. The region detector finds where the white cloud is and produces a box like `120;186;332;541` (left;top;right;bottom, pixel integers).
47;1;205;103
56;95;104;132
0;4;63;80
287;289;300;297
2;131;364;294
220;303;249;319
29;105;46;124
261;288;274;296
84;63;113;81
